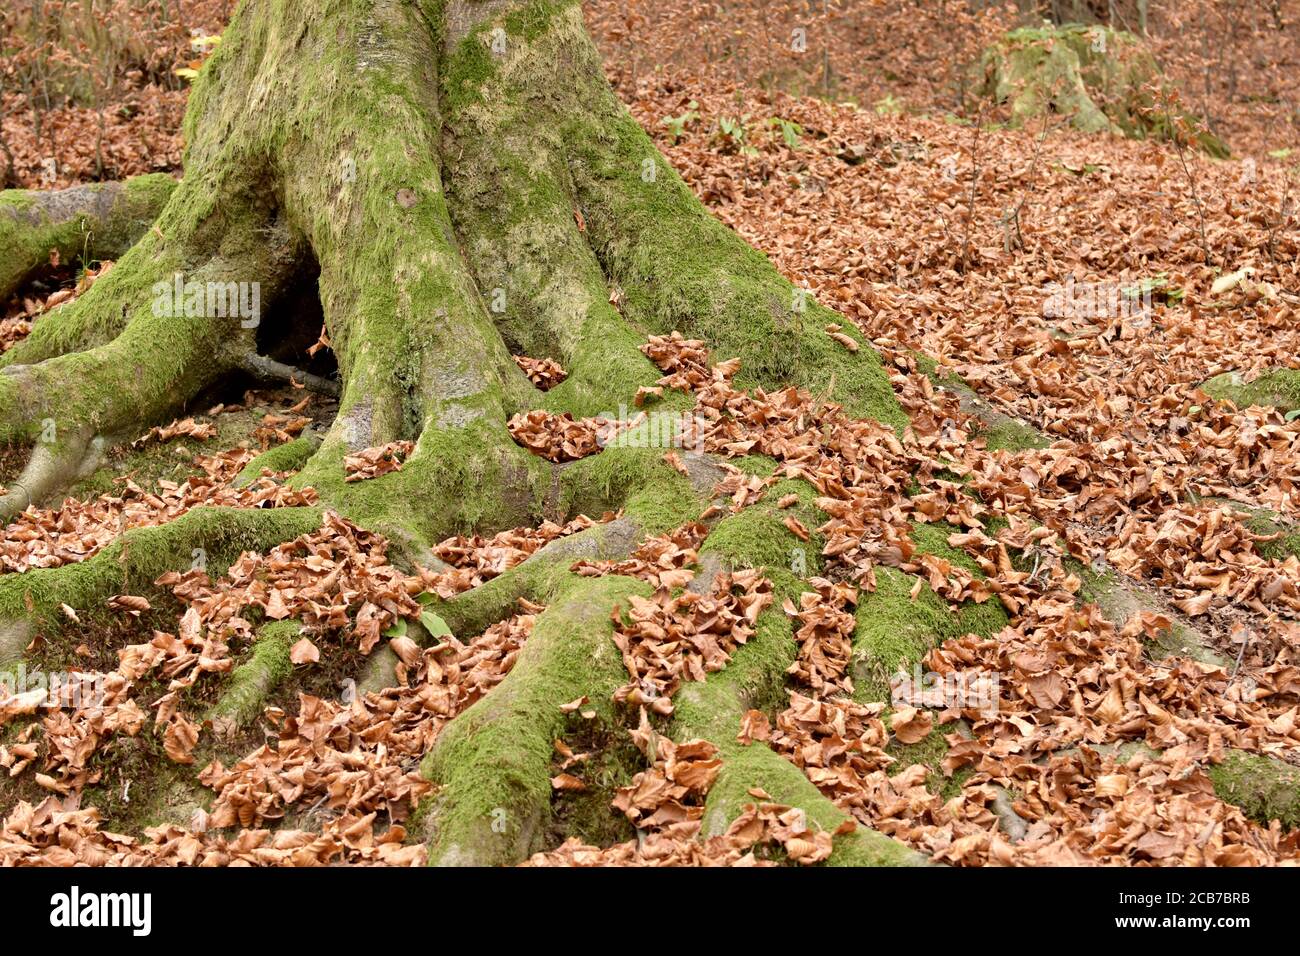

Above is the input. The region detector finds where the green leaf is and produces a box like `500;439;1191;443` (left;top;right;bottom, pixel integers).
1286;409;1300;422
415;590;438;605
420;611;453;639
383;619;408;638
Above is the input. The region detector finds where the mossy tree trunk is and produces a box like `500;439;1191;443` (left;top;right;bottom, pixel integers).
0;0;917;865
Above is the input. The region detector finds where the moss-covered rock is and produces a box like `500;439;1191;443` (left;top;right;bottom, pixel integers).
980;25;1229;156
1209;750;1300;830
1203;368;1300;415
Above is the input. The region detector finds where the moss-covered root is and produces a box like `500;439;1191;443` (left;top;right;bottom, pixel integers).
0;424;105;520
569;109;905;426
664;489;922;865
207;620;301;728
677;676;926;867
852;564;1009;704
0;174;176;300
1208;750;1300;830
0;505;322;667
1202;369;1300;415
931;372;1050;453
421;574;650;866
436;516;643;638
1095;742;1299;831
1070;557;1226;668
233;431;325;487
0;167;306;515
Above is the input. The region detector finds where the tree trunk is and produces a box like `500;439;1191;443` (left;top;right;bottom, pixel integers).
0;0;919;866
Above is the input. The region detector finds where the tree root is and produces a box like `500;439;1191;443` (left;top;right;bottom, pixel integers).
671;486;927;865
422;574;650;866
0;174;176;299
0;505;321;667
0;426;105;522
207;619;301;730
233;430;326;488
239;353;340;397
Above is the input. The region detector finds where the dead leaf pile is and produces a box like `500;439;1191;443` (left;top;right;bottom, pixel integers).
514;355;568;390
343;440;415;482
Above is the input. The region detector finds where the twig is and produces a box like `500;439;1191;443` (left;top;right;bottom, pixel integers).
959;108;985;275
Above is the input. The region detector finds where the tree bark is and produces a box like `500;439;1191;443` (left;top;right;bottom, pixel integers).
0;0;921;866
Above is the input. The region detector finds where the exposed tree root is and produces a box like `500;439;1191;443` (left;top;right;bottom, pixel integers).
238;353;340;397
0;425;105;523
422;574;650;865
207;619;302;730
0;505;321;667
0;174;176;299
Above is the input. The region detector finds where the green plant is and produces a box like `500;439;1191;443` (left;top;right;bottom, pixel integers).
767;116;802;149
660;100;699;143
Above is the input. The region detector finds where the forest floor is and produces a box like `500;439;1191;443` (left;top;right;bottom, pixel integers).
0;3;1298;866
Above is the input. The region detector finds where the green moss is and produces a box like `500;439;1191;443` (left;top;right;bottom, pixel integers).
1203;369;1300;414
730;454;780;478
296;420;551;550
914;352;966;390
559;446;701;534
884;721;973;799
234;434;320;486
0;505;321;664
908;519;989;578
1209;750;1300;829
82;742;210;835
431;515;644;642
672;478;924;864
699;737;923;866
1247;518;1300;562
700;478;823;595
555;39;906;430
547;726;640;848
981;416;1049;452
208;619;300;726
851;565;1007;703
422;573;650;865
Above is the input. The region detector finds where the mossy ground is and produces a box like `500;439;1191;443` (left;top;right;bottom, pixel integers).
1203;369;1300;415
1208;750;1300;830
